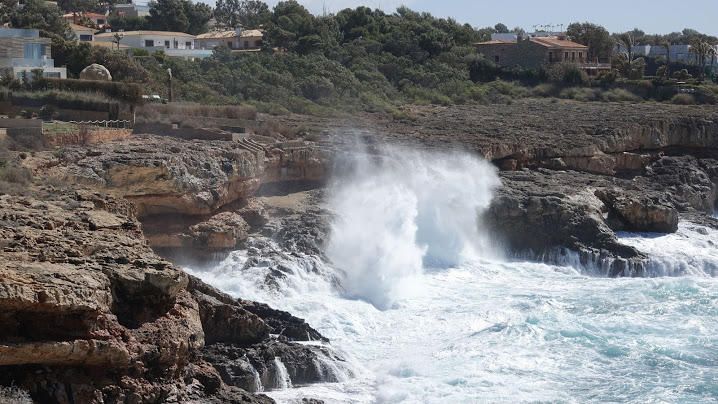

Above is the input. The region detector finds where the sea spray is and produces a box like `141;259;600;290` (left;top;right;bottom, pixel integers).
326;146;501;309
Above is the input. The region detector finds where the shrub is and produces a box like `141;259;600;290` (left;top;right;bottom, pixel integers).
671;93;696;105
601;88;641;102
672;69;692;80
597;70;618;87
468;55;499;83
559;87;599;102
546;63;589;86
10;90;114;112
137;103;257;121
531;83;559;97
42;78;142;104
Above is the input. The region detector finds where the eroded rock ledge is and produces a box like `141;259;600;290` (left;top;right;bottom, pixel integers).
0;188;336;403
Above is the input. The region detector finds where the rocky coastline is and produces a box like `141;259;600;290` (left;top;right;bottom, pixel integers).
1;98;717;402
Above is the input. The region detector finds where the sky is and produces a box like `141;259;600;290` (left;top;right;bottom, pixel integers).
171;0;718;36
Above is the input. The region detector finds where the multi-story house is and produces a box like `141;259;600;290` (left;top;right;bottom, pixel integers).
0;28;67;79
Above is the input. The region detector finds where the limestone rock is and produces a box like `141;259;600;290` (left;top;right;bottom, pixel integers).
597;190;679;233
189;212;250;250
79;64;112;81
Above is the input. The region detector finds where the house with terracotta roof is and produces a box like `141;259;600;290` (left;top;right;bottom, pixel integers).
196;28;264;51
62;12;108;28
475;33;611;75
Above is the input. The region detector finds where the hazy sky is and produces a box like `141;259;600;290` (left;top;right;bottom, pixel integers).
139;0;718;36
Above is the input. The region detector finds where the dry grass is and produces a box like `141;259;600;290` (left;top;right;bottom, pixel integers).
253;120;305;140
137;103;257;122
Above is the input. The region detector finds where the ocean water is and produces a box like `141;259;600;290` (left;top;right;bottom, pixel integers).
186;147;718;403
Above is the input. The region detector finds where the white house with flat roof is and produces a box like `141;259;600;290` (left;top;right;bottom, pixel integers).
0;28;67;79
94;30;212;59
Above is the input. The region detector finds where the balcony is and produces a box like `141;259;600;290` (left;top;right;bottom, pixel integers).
3;58;56;68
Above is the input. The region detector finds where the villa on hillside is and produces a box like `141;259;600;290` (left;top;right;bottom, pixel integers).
94;31;212;59
196;28;265;51
0;28;66;79
112;3;151;18
70;23;95;41
63;12;108;28
475;32;612;76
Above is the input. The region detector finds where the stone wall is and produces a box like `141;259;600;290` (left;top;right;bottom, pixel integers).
133;122;233;141
45;128;133;146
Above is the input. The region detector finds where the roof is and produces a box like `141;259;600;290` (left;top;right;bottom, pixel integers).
196;29;264;39
63;12;106;18
95;31;195;38
69;23;95;33
241;29;263;38
530;37;587;49
196;30;236;39
474;40;515;46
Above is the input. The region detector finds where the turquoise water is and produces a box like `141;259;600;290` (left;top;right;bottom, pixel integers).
188;149;718;403
189;225;718;403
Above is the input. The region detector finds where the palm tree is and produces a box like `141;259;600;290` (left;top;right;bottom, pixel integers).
691;40;717;80
617;32;636;62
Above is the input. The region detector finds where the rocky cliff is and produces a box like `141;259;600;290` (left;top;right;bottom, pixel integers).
0;186;337;403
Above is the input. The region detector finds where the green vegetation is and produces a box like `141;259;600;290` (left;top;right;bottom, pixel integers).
3;0;718;114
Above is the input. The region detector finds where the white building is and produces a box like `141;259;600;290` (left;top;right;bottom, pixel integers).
0;28;66;79
617;43;718;66
94;31;212;59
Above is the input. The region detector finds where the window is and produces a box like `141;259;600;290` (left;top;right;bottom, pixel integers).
244;40;250;48
44;71;61;78
145;40;154;47
185;41;192;49
23;43;46;59
579;52;583;61
572;52;576;61
564;51;569;60
174;40;178;48
164;40;170;48
96;18;105;25
494;55;500;63
227;41;233;48
549;51;553;62
79;34;93;41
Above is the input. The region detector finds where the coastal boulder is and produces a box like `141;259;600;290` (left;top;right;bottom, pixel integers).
596;190;679;233
79;64;112;81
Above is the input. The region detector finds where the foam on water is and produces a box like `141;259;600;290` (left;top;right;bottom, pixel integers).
186;147;718;403
618;222;718;276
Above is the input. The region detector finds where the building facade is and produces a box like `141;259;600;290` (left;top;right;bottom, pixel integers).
70;23;95;41
620;43;718;67
0;28;67;79
475;34;610;75
112;4;150;18
196;29;264;51
94;31;212;59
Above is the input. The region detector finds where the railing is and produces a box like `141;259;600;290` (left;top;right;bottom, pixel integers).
69;120;133;129
0;58;55;68
43;120;132;135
